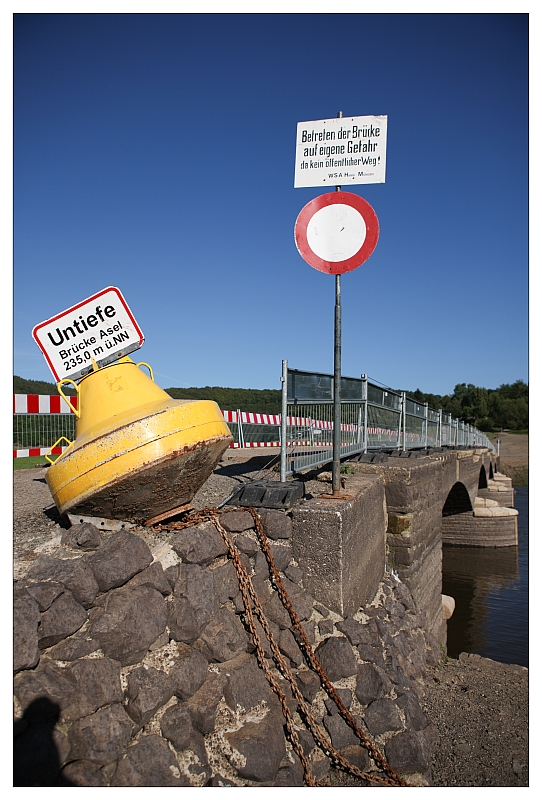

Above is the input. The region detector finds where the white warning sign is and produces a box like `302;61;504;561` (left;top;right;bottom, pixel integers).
32;286;145;382
294;115;387;188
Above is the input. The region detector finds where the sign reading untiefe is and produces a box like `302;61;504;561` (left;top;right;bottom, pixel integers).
32;286;145;382
294;115;387;188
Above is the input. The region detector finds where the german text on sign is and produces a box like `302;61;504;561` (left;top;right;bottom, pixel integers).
32;287;145;382
294;115;387;188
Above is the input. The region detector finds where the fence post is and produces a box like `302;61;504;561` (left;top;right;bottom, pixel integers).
361;374;368;453
401;392;406;450
438;409;442;447
280;360;288;482
237;409;245;448
424;402;428;449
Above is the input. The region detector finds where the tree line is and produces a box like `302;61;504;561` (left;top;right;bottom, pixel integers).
402;380;528;432
13;375;528;431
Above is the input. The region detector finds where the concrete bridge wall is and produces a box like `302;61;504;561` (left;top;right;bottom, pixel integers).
291;448;500;648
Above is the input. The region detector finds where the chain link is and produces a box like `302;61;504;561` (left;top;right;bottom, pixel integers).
155;507;408;787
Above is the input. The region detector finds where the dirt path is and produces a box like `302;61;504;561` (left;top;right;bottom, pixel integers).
495;433;528;485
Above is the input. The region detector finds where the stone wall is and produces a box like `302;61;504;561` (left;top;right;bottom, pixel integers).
477;474;515;508
442;510;518;547
14;512;441;787
347;449;497;645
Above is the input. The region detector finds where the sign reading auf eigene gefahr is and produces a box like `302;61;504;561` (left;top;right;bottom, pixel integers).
32;287;145;383
294;115;387;188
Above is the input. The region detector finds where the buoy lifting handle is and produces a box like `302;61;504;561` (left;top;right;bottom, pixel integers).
57;379;81;418
45;436;73;464
136;361;154;382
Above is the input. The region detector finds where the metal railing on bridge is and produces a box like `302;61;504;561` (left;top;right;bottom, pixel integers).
281;367;495;477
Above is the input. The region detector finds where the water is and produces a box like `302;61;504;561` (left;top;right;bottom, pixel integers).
442;487;528;667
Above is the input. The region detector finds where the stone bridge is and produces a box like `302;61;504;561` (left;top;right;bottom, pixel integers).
291;447;517;647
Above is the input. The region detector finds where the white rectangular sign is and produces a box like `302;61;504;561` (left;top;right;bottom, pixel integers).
32;286;145;383
294;115;387;188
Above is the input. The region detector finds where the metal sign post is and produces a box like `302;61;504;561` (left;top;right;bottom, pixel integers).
332;113;342;495
294;110;381;495
332;270;342;493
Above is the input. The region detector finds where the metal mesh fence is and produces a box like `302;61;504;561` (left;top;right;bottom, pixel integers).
13;414;76;450
282;367;495;476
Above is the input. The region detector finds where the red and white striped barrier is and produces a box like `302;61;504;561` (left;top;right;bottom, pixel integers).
14;446;68;459
14;394;78;414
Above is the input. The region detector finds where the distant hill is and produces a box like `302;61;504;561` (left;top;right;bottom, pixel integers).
13;375;281;412
165;386;281;414
14;375;76;395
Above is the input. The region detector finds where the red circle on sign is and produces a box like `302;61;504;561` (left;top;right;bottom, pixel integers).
294;192;379;275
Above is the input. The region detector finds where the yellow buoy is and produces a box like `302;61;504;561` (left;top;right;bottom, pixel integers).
45;357;233;522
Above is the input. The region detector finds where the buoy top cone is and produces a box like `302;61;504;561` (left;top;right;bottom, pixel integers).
58;356;176;441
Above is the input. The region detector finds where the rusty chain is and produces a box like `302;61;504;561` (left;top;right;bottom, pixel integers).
155;507;407;787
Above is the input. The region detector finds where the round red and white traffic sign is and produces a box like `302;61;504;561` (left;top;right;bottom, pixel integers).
294;192;379;275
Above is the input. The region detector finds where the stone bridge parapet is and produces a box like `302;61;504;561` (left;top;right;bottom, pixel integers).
292;448;502;646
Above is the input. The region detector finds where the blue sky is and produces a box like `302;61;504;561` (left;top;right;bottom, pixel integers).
12;11;529;397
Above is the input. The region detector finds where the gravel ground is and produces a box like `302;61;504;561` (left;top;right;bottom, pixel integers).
13;457;529;787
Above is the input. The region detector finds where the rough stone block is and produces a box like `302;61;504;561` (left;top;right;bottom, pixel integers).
355;663;392;705
68;704;134;765
170;521;228;565
85;531;153;592
171;644;209;699
47;634;99;662
234;533;259;555
323;712;359;749
160;703;193;752
395;691;429;731
185;672;226;734
64;657;123;721
226;709;286;782
61;760;109;786
124;560;172;595
14;659;79;723
26;555;99;608
314;636;358;681
112;734;190;786
336;618;373;647
14;595;40;673
324;688;352;714
168;596;203;643
23;581;65;611
88;585;168;666
258;509;293;539
269;542;293;572
126;666;175;727
279;627;304;666
338;744;370;773
364;698;403;735
174;564;218;629
61;522;102;551
220;510;255;532
38;590;87;649
221;652;277;712
198;607;249;662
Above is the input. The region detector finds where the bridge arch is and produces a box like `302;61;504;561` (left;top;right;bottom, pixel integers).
478;465;488;489
442;481;473;517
